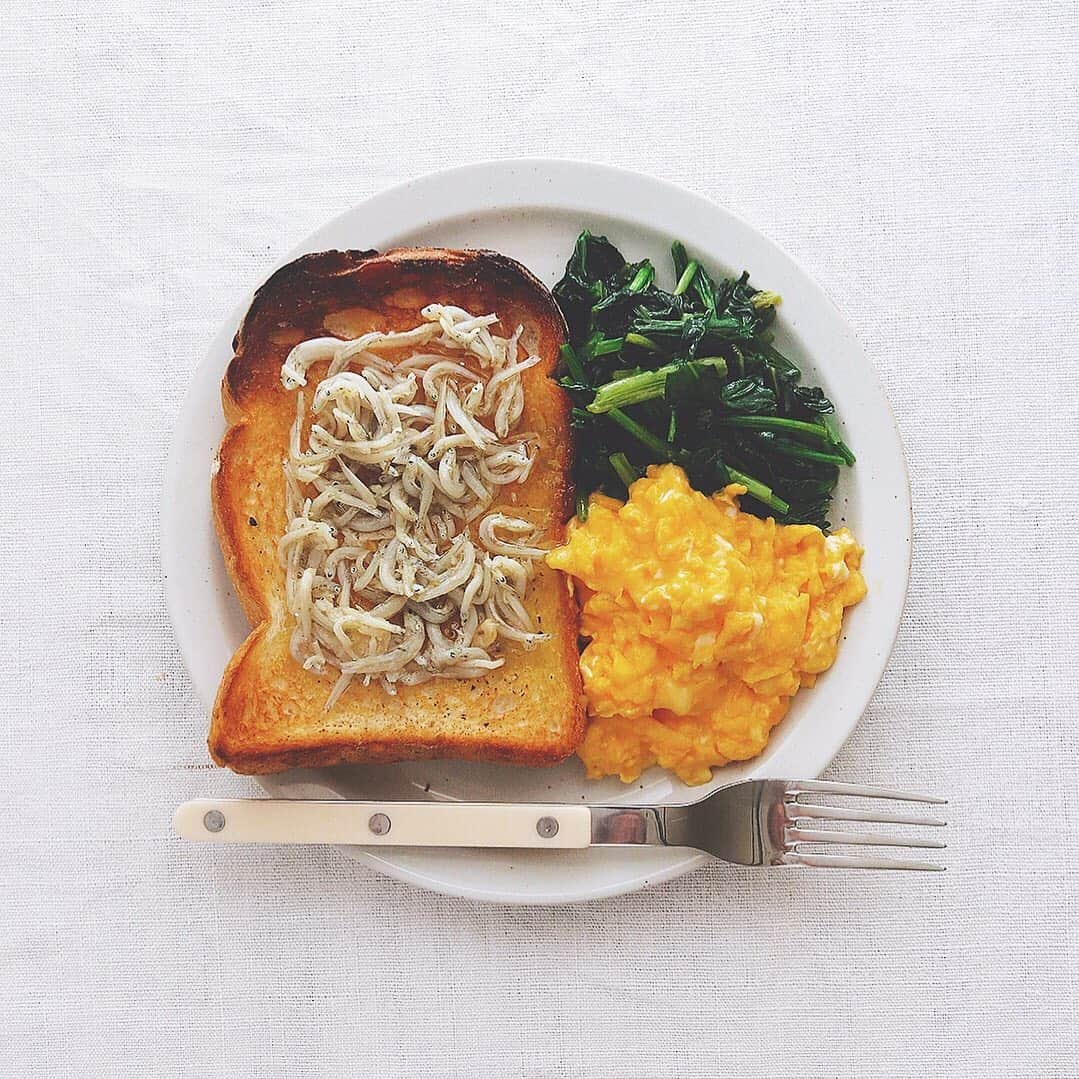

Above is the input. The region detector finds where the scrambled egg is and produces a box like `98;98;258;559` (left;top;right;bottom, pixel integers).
546;464;867;785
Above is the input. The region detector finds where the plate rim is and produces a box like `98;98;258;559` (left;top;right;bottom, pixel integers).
163;157;912;904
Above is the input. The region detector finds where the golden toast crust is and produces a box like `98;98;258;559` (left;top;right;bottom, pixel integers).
209;248;584;774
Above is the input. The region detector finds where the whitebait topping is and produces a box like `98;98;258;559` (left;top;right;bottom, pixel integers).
279;304;549;707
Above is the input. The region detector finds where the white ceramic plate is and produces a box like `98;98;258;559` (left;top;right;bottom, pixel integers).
163;160;911;904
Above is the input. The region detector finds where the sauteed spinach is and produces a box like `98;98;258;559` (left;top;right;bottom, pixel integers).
553;231;854;530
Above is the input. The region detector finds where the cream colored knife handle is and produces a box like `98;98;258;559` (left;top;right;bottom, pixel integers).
173;798;592;849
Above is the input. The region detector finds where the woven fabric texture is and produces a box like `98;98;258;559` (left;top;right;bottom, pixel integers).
1;2;1076;1076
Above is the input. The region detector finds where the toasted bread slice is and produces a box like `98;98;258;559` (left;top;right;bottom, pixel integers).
209;248;584;774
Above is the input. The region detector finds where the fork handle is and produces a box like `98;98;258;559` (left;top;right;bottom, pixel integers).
173;798;592;849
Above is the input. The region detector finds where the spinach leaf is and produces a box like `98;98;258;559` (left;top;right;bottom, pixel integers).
790;385;835;414
720;377;778;415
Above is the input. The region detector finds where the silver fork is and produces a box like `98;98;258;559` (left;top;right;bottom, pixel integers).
594;778;948;871
175;778;946;870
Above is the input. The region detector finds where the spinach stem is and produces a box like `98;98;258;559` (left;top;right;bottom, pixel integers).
820;415;856;464
631;314;750;341
671;240;690;277
767;441;849;467
727;469;790;515
673;260;700;296
608;408;787;516
717;415;835;443
588;357;727;414
626;264;654;293
623;332;659;352
559;343;587;384
609;452;639;491
608;408;671;458
592;337;624;357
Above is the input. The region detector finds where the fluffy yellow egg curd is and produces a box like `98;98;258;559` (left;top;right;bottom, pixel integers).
546;464;867;785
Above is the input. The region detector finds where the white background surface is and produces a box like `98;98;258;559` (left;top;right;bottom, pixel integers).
2;3;1076;1076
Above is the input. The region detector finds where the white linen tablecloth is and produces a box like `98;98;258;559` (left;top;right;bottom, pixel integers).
2;3;1076;1076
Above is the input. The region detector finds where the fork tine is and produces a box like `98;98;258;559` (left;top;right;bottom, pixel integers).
787;827;947;849
791;803;947;827
788;779;946;804
783;851;945;871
